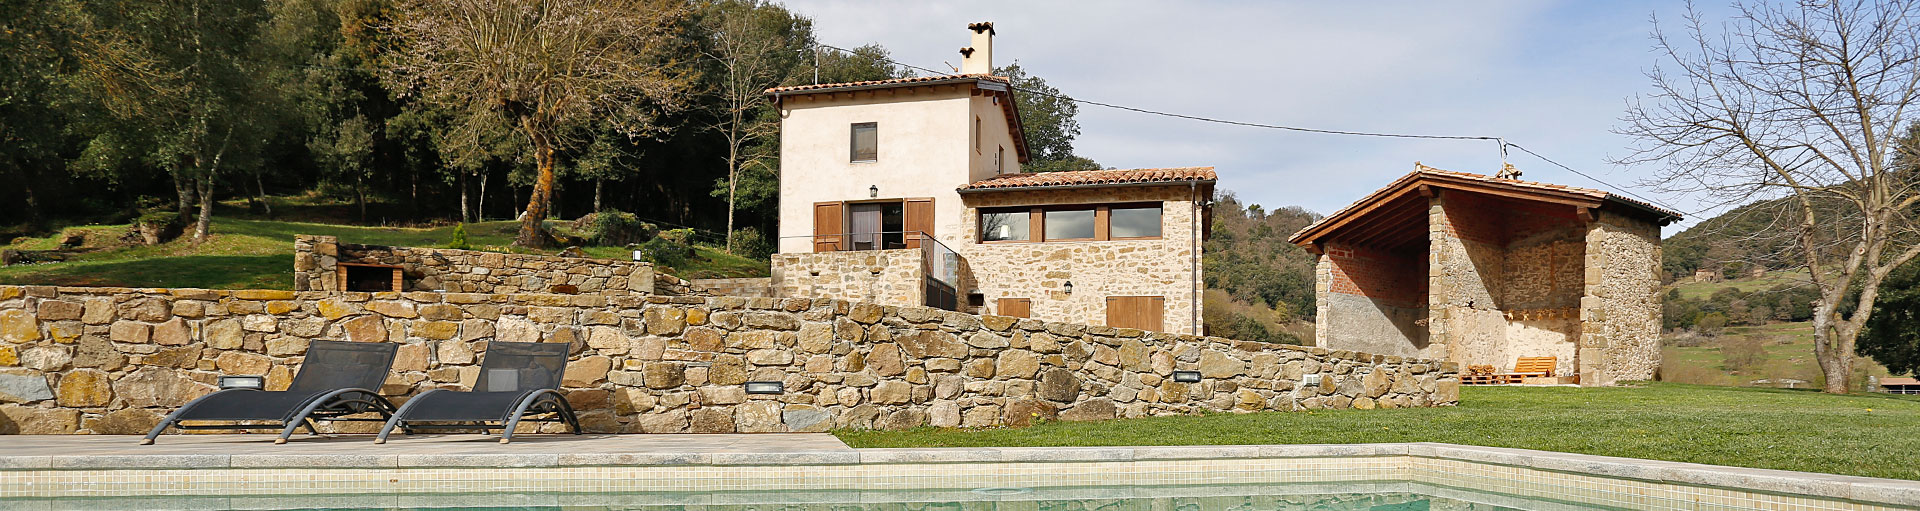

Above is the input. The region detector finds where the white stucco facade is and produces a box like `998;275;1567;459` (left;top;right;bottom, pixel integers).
774;81;1021;254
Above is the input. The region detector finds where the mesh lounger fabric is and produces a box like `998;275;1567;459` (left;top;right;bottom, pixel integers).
378;341;578;442
170;340;397;421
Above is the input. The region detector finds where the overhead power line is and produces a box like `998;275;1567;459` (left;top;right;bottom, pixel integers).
813;43;1694;217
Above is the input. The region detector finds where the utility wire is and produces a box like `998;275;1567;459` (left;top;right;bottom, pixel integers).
814;43;1694;217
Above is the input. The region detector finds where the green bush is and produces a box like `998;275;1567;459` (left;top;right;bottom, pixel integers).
575;210;654;246
447;224;472;250
731;227;773;259
642;228;696;268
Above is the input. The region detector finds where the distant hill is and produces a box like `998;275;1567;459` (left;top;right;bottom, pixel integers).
1201;192;1321;343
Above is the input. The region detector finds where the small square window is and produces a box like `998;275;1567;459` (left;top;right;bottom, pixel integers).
850;122;877;162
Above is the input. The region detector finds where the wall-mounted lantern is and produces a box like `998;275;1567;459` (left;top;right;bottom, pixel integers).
219;375;265;390
1172;371;1202;383
1062;281;1074;295
869;185;879;198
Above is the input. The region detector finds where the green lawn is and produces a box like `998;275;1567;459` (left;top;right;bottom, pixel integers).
1670;269;1810;300
835;383;1920;481
0;216;766;289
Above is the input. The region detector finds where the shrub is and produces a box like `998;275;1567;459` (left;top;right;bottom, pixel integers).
574;209;653;246
641;228;696;268
447;224;473;250
129;209;185;246
731;227;773;259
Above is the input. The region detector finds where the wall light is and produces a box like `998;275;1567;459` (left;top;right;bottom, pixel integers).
1302;374;1324;386
869;185;879;198
1062;281;1073;294
219;375;265;390
1172;371;1202;383
744;381;785;394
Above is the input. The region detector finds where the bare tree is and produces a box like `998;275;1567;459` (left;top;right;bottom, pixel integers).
1619;0;1920;393
699;0;808;253
385;0;693;247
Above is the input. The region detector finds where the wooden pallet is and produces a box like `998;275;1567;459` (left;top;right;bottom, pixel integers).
1461;374;1523;385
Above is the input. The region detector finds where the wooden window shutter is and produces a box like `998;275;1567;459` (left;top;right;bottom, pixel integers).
812;201;845;252
997;298;1031;318
903;198;935;249
1105;296;1165;332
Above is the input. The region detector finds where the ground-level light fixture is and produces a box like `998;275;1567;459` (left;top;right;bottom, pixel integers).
1062;281;1073;294
1172;371;1202;383
869;185;879;198
744;381;785;394
218;375;265;390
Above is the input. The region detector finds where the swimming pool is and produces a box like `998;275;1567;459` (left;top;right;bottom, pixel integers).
0;442;1913;511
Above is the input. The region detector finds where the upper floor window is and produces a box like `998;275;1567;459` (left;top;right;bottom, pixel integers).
979;203;1164;243
974;117;982;153
850;122;877;162
1110;205;1163;239
995;146;1005;174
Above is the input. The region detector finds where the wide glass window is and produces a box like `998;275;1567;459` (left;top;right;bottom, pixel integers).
1045;209;1096;240
1110;205;1163;238
850;122;877;162
980;210;1030;241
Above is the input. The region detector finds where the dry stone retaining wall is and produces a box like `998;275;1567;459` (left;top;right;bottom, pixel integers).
294;235;656;296
0;285;1457;435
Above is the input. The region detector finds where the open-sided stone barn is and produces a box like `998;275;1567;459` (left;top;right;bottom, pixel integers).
1288;165;1680;386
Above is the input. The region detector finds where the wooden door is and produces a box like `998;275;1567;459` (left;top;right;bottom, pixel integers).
997;298;1031;318
1106;296;1165;331
812;202;844;252
903;197;935;249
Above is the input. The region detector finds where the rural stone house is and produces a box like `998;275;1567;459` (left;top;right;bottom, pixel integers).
1288;164;1680;386
767;23;1213;335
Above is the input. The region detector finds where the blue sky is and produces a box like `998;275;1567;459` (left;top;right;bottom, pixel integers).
782;1;1743;229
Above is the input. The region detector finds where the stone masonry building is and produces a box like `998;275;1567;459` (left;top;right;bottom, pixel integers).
767;23;1212;335
1288;165;1680;386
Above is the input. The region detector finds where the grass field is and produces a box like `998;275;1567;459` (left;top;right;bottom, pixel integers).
835;383;1920;480
0;216;767;289
1660;321;1895;388
1669;269;1811;300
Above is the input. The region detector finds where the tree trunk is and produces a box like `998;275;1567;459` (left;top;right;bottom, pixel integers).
173;170;196;219
191;175;215;244
516;122;557;248
594;177;604;212
724;143;738;253
459;171;472;224
17;167;43;224
355;176;368;223
254;171;272;218
478;169;489;222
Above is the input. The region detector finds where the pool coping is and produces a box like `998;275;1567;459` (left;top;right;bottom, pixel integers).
2;442;1916;507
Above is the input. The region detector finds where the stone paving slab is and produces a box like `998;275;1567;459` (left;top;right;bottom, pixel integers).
0;436;1916;507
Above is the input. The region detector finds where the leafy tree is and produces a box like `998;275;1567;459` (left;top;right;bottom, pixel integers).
66;0;279;243
1618;1;1920;392
385;0;695;247
996;63;1098;173
698;0;809;253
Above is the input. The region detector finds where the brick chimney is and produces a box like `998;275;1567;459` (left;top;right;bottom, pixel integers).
960;22;994;75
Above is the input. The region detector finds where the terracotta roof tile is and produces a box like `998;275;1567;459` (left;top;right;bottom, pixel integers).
1288;164;1683;245
766;74;1009;94
959;167;1217;192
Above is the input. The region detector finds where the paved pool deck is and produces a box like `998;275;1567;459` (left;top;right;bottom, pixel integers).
0;433;852;458
0;436;1916;508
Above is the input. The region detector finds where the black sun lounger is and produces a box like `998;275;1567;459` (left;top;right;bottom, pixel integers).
375;341;580;444
142;340;399;445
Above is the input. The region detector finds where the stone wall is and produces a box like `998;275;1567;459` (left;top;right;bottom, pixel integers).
1578;210;1662;385
1429;193;1586;377
771;250;925;308
1315;242;1427;357
690;278;774;298
294;235;655;297
957;185;1206;335
0;284;1457;435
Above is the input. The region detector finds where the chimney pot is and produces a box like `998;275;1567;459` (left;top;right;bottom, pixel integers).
960;21;994;75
